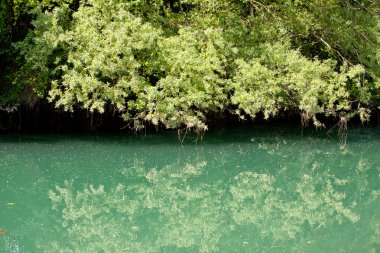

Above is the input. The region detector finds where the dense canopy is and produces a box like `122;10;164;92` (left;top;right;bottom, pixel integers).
1;0;379;131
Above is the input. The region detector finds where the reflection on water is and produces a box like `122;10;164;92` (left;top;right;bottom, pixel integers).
0;128;379;252
42;161;370;253
45;162;224;252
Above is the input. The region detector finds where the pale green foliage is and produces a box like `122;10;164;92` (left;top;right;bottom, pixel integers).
12;0;73;18
14;6;71;97
132;27;229;130
48;1;160;115
11;0;380;130
231;43;366;126
47;2;231;131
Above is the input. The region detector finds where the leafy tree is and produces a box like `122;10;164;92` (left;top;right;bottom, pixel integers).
2;0;380;130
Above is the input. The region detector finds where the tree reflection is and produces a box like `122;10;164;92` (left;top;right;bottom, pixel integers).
41;153;378;253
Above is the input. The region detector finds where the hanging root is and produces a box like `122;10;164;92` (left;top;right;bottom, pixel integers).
301;111;309;128
338;116;348;149
326;116;348;149
177;127;188;147
338;116;348;132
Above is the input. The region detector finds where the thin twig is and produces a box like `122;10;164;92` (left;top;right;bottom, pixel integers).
180;128;188;147
313;34;353;65
251;0;279;20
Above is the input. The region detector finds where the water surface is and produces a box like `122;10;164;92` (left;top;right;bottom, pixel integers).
0;127;379;252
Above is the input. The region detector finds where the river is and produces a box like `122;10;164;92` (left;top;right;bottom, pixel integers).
0;126;379;252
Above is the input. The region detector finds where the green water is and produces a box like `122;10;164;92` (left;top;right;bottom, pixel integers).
0;127;379;253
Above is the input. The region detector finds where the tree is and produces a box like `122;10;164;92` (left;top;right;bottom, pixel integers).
2;0;380;130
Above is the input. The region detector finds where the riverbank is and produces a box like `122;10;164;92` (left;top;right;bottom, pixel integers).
1;105;379;134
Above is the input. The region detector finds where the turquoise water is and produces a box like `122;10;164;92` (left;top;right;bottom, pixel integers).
0;127;379;252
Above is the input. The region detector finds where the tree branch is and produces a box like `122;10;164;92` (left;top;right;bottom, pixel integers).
313;33;353;65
